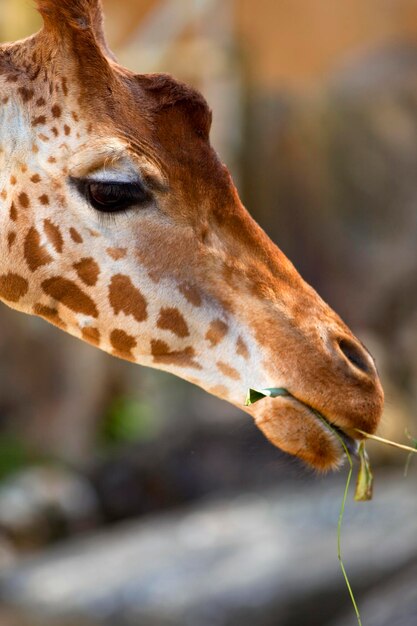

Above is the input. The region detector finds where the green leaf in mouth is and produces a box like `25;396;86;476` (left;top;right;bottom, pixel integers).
244;387;290;406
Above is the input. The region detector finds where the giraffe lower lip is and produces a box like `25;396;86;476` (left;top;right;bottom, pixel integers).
290;395;360;459
313;413;360;458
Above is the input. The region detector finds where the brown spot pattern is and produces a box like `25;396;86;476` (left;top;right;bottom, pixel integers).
39;194;49;205
74;258;100;287
18;87;34;102
178;282;202;307
10;202;17;221
236;336;249;360
205;319;229;347
70;227;83;243
109;274;147;323
217;361;241;381
34;304;66;330
110;329;136;361
151;340;201;369
43;219;64;253
18;192;29;208
106;247;127;260
32;115;46;126
7;232;16;249
42;277;98;318
82;326;100;346
0;273;28;303
62;78;68;97
157;307;189;338
24;227;53;272
51;104;61;118
208;385;229;398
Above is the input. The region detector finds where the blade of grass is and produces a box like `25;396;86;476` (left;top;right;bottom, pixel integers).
354;429;417;455
316;411;363;626
404;453;413;479
404;429;417;477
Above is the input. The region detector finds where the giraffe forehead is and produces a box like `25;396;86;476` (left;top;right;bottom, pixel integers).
0;79;77;173
0;76;159;194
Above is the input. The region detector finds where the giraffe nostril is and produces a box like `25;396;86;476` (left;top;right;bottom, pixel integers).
338;338;375;377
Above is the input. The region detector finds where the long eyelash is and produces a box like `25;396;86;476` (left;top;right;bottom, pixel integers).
70;177;152;214
99;183;144;199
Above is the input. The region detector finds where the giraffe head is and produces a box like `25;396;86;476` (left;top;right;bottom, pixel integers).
0;0;383;471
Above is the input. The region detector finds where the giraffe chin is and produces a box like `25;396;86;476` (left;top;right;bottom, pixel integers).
251;396;355;473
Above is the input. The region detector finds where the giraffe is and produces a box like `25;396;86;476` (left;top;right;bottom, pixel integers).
0;0;383;472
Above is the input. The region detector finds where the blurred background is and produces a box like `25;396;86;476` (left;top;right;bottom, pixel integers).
0;1;417;625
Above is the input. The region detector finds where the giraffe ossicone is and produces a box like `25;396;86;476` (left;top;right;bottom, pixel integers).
0;0;384;471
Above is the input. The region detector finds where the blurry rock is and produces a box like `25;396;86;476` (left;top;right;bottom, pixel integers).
0;471;416;626
0;609;98;626
0;467;99;550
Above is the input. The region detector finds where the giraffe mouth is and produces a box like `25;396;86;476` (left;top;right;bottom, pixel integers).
288;395;361;459
315;414;360;458
247;387;360;460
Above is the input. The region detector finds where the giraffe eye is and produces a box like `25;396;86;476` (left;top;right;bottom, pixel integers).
73;179;151;213
88;181;151;212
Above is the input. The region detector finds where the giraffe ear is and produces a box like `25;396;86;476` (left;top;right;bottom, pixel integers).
36;0;115;60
